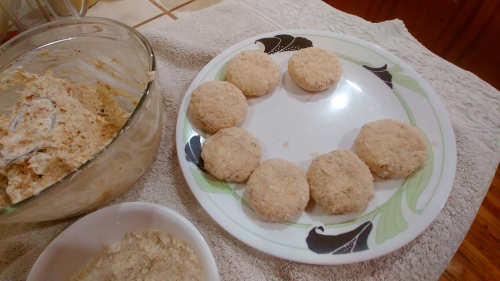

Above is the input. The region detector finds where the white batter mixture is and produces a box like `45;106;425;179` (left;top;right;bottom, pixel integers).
0;71;134;206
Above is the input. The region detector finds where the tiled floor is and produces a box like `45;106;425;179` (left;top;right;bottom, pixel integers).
86;0;221;32
171;0;222;18
136;14;174;32
86;0;162;27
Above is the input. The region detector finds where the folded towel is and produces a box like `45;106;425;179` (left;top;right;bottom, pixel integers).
1;1;499;280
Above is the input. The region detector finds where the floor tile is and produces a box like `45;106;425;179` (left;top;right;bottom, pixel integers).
171;0;222;18
136;15;174;32
86;0;162;27
152;0;192;11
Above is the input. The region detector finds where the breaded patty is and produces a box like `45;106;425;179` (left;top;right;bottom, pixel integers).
226;50;280;97
201;127;261;182
246;158;310;222
307;150;374;214
288;47;342;92
188;81;247;134
354;119;428;178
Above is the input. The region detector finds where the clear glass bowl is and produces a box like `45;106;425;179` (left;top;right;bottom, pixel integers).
0;17;162;223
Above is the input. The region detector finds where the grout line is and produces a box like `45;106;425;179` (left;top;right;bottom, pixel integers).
147;0;169;13
133;13;166;28
147;0;179;20
170;0;196;12
164;10;178;20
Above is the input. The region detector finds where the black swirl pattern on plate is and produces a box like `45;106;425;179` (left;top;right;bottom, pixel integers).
185;134;206;172
255;34;313;54
363;64;393;89
306;221;373;254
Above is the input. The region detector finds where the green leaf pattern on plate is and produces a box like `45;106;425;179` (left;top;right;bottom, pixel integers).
183;115;193;143
392;87;416;126
338;54;427;99
405;137;434;215
214;59;232;81
375;183;408;244
375;144;433;243
190;167;253;209
190;166;232;194
336;53;373;67
256;43;265;53
388;64;428;98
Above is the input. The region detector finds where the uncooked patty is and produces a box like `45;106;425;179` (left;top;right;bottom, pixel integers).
307;150;374;214
226;50;280;97
201;127;261;182
246;158;310;222
288;47;342;92
188;81;247;134
354;119;428;178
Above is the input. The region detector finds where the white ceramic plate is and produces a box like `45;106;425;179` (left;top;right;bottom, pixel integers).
176;30;456;264
28;202;219;280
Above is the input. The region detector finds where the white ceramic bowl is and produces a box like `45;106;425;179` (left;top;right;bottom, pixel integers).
27;202;219;280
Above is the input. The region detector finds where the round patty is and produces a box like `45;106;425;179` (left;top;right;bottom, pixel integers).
307;150;374;214
354;119;429;178
246;158;310;222
288;47;342;92
226;50;280;97
188;81;247;134
201;127;261;182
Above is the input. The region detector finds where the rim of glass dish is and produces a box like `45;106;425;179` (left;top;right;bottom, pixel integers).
0;17;156;217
